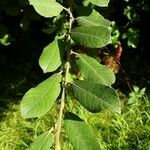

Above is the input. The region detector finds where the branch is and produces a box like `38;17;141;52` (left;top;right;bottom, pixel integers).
55;7;74;150
55;87;65;150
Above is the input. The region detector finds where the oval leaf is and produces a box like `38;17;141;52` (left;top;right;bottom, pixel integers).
71;80;120;113
39;39;63;73
20;73;62;118
64;112;100;150
30;132;54;150
77;10;110;27
29;0;63;17
71;26;111;48
76;54;115;86
87;0;110;7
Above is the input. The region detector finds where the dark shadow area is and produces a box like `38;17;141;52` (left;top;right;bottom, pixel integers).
0;13;55;116
108;0;150;93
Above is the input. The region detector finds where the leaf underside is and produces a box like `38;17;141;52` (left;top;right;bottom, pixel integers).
20;73;62;118
29;0;63;17
76;54;115;86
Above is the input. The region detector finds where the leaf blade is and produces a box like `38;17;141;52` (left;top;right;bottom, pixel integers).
20;73;62;118
71;80;120;113
39;39;63;73
71;26;111;48
30;132;54;150
76;54;115;86
29;0;63;17
77;10;111;28
64;113;100;150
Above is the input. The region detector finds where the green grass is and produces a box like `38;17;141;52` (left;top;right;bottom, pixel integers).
0;92;150;150
0;102;58;150
65;92;150;150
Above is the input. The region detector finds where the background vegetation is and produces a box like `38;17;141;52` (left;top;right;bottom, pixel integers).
0;0;150;149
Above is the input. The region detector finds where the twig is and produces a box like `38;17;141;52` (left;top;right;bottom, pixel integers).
55;7;74;150
55;87;65;150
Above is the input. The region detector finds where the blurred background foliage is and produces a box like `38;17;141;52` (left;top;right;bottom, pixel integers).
0;0;150;149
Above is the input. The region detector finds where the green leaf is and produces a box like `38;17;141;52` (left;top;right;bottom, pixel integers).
77;10;110;27
20;73;62;118
42;27;56;35
0;24;11;46
30;132;54;150
64;113;100;150
76;54;115;86
39;39;63;73
71;26;111;48
87;0;110;7
29;0;63;18
71;80;120;113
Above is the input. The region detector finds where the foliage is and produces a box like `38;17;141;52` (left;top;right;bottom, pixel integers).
70;93;150;150
110;0;141;48
107;0;150;91
0;0;149;149
0;24;11;46
17;0;120;149
30;131;54;150
128;86;146;104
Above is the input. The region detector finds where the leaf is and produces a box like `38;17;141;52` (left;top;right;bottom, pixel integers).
42;27;56;35
76;54;115;86
71;26;111;48
71;80;120;113
0;24;11;46
77;10;110;28
30;132;54;150
64;112;100;150
20;73;62;118
87;0;110;7
39;39;63;73
29;0;63;18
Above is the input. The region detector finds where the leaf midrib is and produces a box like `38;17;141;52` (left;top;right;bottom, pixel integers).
78;17;102;26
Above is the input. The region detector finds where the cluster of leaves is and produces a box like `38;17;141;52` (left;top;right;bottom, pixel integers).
110;0;146;48
109;0;150;91
111;21;139;48
19;0;121;149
